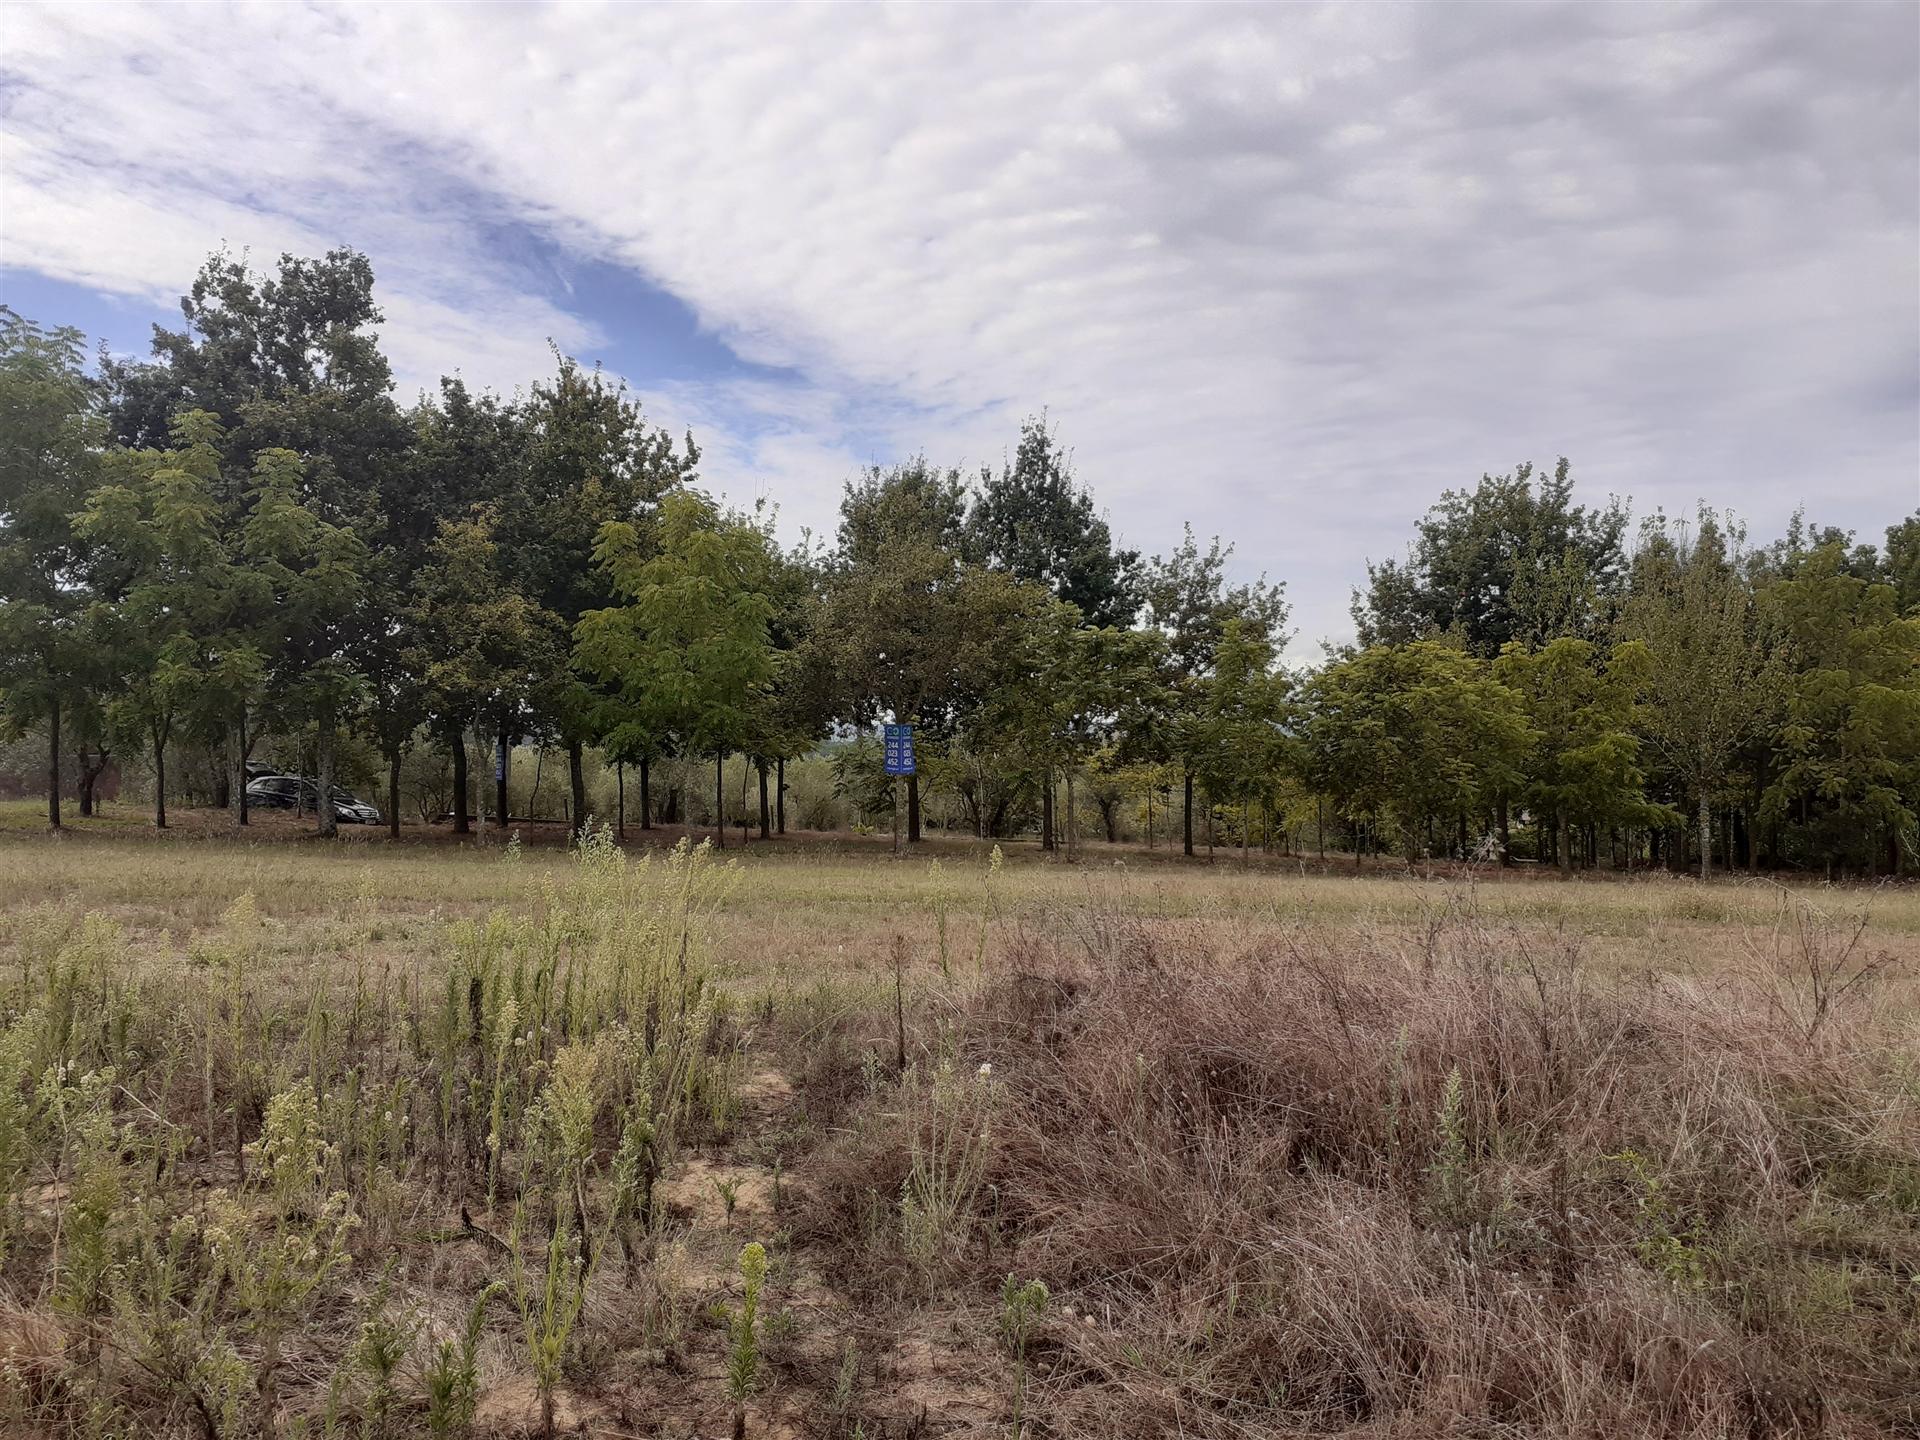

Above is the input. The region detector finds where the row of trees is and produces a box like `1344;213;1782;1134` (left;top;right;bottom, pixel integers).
3;248;1917;875
1330;467;1919;878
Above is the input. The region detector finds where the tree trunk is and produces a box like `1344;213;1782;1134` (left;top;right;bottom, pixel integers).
451;728;470;834
527;747;545;819
1496;796;1511;865
46;696;61;829
76;745;101;817
387;750;401;840
495;726;511;830
640;757;652;830
1182;771;1194;857
1317;796;1326;861
1145;783;1154;850
714;751;725;850
569;738;588;839
1557;809;1571;875
1206;796;1215;862
1065;770;1076;861
756;758;770;840
907;772;922;843
1697;788;1711;882
230;716;249;828
776;756;786;834
1242;797;1251;860
153;723;168;830
317;718;338;837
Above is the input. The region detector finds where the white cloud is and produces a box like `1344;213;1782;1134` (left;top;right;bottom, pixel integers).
2;1;1914;653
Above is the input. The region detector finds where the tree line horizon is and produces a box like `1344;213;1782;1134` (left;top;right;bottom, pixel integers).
3;247;1916;877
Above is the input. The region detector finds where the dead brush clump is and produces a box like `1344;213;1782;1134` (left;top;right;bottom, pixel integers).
808;892;1920;1437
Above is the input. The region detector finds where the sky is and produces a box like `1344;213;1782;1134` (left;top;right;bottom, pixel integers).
2;1;1916;656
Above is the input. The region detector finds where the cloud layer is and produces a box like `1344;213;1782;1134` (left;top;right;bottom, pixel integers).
3;1;1914;650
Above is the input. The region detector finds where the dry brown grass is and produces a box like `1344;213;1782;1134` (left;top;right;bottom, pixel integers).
0;824;1915;1438
807;889;1920;1437
7;808;1919;986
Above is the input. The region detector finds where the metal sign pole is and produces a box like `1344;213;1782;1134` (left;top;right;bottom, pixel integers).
883;721;914;854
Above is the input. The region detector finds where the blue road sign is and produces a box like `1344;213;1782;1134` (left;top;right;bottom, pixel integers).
882;723;915;776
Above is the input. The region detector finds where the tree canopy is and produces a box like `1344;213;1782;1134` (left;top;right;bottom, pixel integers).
2;247;1914;878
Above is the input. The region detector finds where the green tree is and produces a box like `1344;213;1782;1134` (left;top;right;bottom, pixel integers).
102;248;411;807
378;380;527;833
189;447;368;829
1354;459;1627;657
1618;511;1778;879
1194;619;1294;859
749;533;836;838
412;511;560;835
503;354;694;834
238;449;367;834
1883;513;1920;616
75;413;233;828
839;456;971;562
102;248;407;525
969;415;1140;628
1305;642;1532;864
1141;525;1289;855
1760;540;1920;876
822;461;1018;841
1493;637;1673;871
979;600;1158;857
574;490;775;849
0;308;101;828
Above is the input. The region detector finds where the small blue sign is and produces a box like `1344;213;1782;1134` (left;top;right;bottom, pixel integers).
882;723;915;776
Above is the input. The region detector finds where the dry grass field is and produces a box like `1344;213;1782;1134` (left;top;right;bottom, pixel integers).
0;807;1916;1438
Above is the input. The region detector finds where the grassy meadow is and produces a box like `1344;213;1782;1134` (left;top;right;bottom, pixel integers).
0;807;1916;1438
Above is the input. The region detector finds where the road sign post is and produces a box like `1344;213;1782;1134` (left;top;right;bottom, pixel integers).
883;724;914;855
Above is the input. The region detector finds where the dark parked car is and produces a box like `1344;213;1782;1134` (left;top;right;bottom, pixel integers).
245;775;382;825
